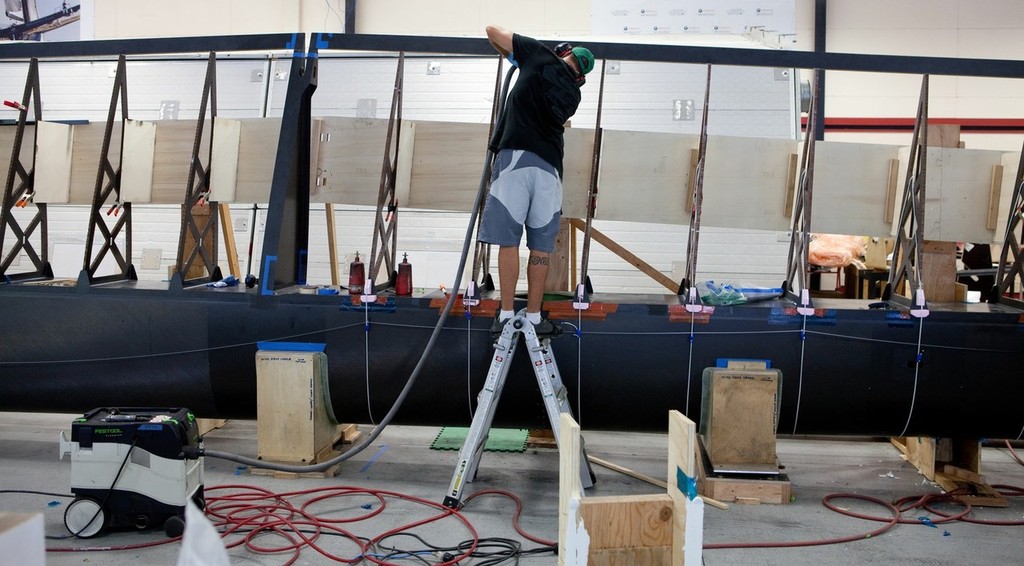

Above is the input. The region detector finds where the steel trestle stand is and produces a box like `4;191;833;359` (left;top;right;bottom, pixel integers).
442;311;595;509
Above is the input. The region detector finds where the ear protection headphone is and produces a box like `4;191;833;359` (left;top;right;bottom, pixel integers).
554;42;586;86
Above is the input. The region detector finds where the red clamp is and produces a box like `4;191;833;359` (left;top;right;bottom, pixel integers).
15;191;33;208
3;100;27;112
106;200;125;216
196;190;212;207
385;200;398;222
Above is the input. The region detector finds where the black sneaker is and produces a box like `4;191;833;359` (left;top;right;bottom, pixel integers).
490;316;509;337
532;318;562;338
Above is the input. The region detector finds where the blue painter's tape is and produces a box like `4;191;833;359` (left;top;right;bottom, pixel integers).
676;466;698;501
339;296;397;313
359;444;389;474
257;341;326;352
716;358;771;369
261;255;276;295
285;32;298;53
315;33;331;53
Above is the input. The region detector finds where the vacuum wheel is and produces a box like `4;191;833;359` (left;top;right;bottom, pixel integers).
164;515;186;538
64;497;105;538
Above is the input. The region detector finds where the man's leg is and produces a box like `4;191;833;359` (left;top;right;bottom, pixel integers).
497;245;519;313
526;250;549;316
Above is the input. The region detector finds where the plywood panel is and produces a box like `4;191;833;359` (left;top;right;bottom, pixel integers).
69;123;121;205
233;117;281;203
562;127;595;219
151;120;204;205
596;129;694;224
894;147;1004;243
209;117;241;203
33;122;73;204
702;135;796;231
406;120;489;211
811;140;900;237
313;116;394;206
120;120;157;203
992;152;1020;245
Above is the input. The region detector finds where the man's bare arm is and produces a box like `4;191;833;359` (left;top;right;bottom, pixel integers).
486;25;513;57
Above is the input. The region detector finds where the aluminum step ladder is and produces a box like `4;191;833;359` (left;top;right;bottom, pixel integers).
442;311;595;509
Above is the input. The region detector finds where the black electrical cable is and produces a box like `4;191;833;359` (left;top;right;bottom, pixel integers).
0;490;74;498
48;439;137;540
203;61;519;474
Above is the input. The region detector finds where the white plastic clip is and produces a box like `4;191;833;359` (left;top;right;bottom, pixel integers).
684;287;703;313
572;283;590;310
910;288;929;318
360;278;377;303
59;430;73;460
796;288;815;316
463;280;480;307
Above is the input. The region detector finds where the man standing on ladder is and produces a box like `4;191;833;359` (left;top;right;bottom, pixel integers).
478;24;595;336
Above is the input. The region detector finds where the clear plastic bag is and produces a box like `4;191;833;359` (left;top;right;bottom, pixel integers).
697;280;782;305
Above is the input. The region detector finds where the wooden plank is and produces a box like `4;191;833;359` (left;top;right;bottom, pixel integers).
32;122;73;203
405;120;485;211
578;494;673;550
120;119;157;203
209;116;241;203
326;203;340;286
596;129;694;225
810;140;901;237
218;203;240;277
588;455;668;490
993;152;1019;245
702;135;796;232
987;164;1002;230
558;413;582;566
891;436;937;481
233;117;280;203
255;351;341;464
561;127;595;220
151;120;205;204
69;122;121;205
567;218;677;292
884;158;899;224
545;218;571;293
667;410;697;566
920;240;958;303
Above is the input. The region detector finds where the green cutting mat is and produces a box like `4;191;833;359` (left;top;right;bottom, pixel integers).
430;427;528;453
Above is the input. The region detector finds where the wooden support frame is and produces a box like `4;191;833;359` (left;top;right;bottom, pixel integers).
680;64;712;309
367;52;405;292
568;218;677;292
577;60;608;296
881;75;930;316
0;57;51;282
782;68;821;315
175;52;222;285
82;54;135;285
560;411;703;565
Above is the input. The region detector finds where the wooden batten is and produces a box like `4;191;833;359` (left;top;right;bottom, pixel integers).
32;122;73;204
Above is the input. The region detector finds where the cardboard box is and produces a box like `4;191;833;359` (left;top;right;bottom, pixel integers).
0;513;44;566
864;237;894;270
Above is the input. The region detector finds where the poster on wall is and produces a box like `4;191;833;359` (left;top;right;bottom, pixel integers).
1;0;81;41
592;0;794;36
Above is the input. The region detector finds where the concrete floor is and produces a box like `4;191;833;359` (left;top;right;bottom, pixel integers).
1;412;1022;565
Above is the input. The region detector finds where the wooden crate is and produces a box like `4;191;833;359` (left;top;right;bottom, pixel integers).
255;351;341;464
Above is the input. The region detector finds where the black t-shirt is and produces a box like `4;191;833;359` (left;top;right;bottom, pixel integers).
490;34;582;178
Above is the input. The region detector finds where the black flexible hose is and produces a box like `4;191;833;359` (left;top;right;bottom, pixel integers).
204;63;518;473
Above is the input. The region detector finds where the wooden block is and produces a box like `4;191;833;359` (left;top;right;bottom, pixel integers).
701;368;780;469
703;475;791;505
340;423;361;443
578;494;673;550
942;464;985;485
934;471;1008;508
891;436;937;481
256;351;341;464
920;240;957;303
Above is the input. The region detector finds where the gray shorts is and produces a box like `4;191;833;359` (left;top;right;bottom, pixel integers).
478;149;563;253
